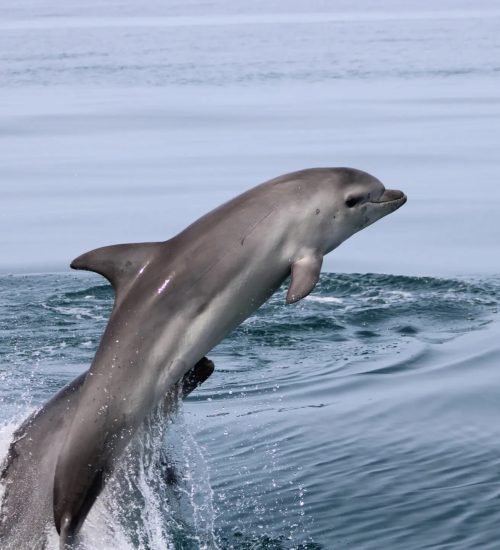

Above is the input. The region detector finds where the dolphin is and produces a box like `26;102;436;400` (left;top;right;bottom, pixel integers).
52;167;406;543
0;357;214;549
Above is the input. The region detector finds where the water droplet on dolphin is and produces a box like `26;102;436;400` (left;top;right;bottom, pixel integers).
158;278;171;294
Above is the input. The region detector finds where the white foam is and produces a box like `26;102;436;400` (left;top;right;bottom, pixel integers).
306;296;344;304
0;420;19;505
384;290;414;301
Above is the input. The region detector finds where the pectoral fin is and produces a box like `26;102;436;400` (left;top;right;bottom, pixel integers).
286;254;323;304
181;357;215;398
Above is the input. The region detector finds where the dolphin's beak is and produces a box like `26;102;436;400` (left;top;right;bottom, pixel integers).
368;189;407;217
369;188;407;215
363;188;407;228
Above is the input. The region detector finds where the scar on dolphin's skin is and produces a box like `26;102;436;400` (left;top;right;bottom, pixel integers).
240;206;276;246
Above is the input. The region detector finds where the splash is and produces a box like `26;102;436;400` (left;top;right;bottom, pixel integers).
0;401;218;550
79;400;219;549
0;420;19;506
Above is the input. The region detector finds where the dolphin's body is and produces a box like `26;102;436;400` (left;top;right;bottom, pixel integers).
0;358;214;549
46;167;405;543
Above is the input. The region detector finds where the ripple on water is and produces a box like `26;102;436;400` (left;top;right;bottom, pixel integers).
1;272;500;548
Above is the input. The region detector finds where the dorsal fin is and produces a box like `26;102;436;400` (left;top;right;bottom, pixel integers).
70;242;162;293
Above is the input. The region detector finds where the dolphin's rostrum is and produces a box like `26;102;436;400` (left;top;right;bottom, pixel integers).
6;167;407;546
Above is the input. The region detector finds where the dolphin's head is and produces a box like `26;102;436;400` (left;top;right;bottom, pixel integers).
310;168;407;253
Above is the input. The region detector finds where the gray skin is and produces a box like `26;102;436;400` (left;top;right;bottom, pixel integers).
0;358;214;549
53;167;407;542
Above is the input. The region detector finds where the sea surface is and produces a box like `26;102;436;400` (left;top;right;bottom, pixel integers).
1;1;500;549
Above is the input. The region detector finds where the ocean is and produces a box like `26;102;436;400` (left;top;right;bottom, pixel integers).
1;1;500;548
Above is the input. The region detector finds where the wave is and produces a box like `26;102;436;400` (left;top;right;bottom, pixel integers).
1;272;499;548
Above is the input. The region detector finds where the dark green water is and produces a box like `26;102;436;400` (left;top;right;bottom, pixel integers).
1;272;499;549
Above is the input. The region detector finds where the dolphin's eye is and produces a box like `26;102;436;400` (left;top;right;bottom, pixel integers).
345;196;363;208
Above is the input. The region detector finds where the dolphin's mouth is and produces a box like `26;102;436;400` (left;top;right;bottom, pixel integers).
369;189;407;208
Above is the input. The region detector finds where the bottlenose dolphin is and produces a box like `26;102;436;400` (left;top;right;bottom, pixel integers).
52;167;406;543
0;358;214;549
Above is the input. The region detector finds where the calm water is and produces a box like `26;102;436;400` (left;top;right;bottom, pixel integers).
1;273;499;549
1;1;500;549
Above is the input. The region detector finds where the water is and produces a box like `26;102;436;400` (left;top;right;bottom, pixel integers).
1;1;500;548
1;273;500;548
